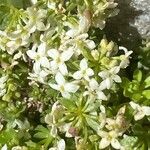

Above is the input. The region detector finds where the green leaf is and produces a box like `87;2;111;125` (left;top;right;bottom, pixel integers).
78;42;95;61
86;117;99;131
132;93;142;101
142;90;150;99
121;77;130;88
121;135;138;150
10;0;23;8
59;98;77;111
144;76;150;88
34;125;53;147
133;70;142;82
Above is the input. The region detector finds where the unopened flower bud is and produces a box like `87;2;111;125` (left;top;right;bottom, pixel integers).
100;39;108;49
91;50;99;60
106;41;114;51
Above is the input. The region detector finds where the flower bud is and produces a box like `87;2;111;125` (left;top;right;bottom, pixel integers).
100;39;108;49
91;50;99;60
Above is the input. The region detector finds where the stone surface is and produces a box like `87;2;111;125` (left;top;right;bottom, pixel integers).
104;0;150;51
130;0;150;38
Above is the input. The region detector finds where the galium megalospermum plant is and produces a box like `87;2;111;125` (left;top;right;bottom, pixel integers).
0;0;150;149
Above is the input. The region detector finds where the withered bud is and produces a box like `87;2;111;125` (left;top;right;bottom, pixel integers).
68;127;79;137
83;9;93;24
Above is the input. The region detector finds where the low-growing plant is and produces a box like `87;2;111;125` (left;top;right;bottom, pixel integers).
0;0;149;150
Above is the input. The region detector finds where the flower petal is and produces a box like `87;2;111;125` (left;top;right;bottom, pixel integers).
45;114;53;125
129;101;139;110
59;63;68;75
80;58;88;69
61;91;71;98
113;75;121;83
106;78;113;89
89;79;99;90
111;139;121;149
85;40;96;49
98;71;109;79
40;57;50;68
48;49;59;59
64;83;79;93
99;138;110;149
99;80;107;90
33;61;41;73
49;84;59;91
51;125;57;137
36;22;46;31
55;72;65;85
143;106;150;116
66;29;78;38
86;68;94;77
38;42;46;55
57;139;65;150
61;48;74;61
97;91;107;100
27;50;37;59
1;144;7;150
134;111;145;121
73;71;82;80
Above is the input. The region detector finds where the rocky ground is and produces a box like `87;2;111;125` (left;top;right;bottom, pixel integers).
104;0;150;50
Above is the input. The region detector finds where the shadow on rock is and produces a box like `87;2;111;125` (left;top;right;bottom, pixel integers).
104;0;143;51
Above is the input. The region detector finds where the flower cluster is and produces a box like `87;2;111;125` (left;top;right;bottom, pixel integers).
0;0;150;150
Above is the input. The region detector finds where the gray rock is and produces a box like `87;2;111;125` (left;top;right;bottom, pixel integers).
130;0;150;38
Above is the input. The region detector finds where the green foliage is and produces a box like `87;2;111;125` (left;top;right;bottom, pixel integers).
122;69;150;105
34;125;53;148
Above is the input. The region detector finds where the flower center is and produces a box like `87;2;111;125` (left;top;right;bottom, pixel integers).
60;85;65;92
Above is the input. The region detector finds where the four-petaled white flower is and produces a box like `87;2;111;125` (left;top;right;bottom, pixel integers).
98;130;121;149
48;48;74;75
130;102;150;121
25;8;48;33
27;43;50;72
49;139;66;150
84;78;107;100
0;75;8;97
65;15;90;38
6;28;30;55
119;46;133;68
73;58;94;81
49;72;79;98
28;69;49;83
98;66;121;89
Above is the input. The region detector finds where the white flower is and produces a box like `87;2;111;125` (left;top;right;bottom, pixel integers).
25;7;48;33
119;46;133;68
45;102;64;137
73;58;94;81
98;66;121;89
84;78;107;100
47;1;56;10
130;102;150;121
65;15;90;38
27;43;50;72
30;0;37;5
49;139;65;150
48;48;73;75
98;130;121;149
6;28;30;54
11;146;22;150
28;69;49;83
1;144;7;150
49;72;79;98
61;33;95;56
0;75;8;97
